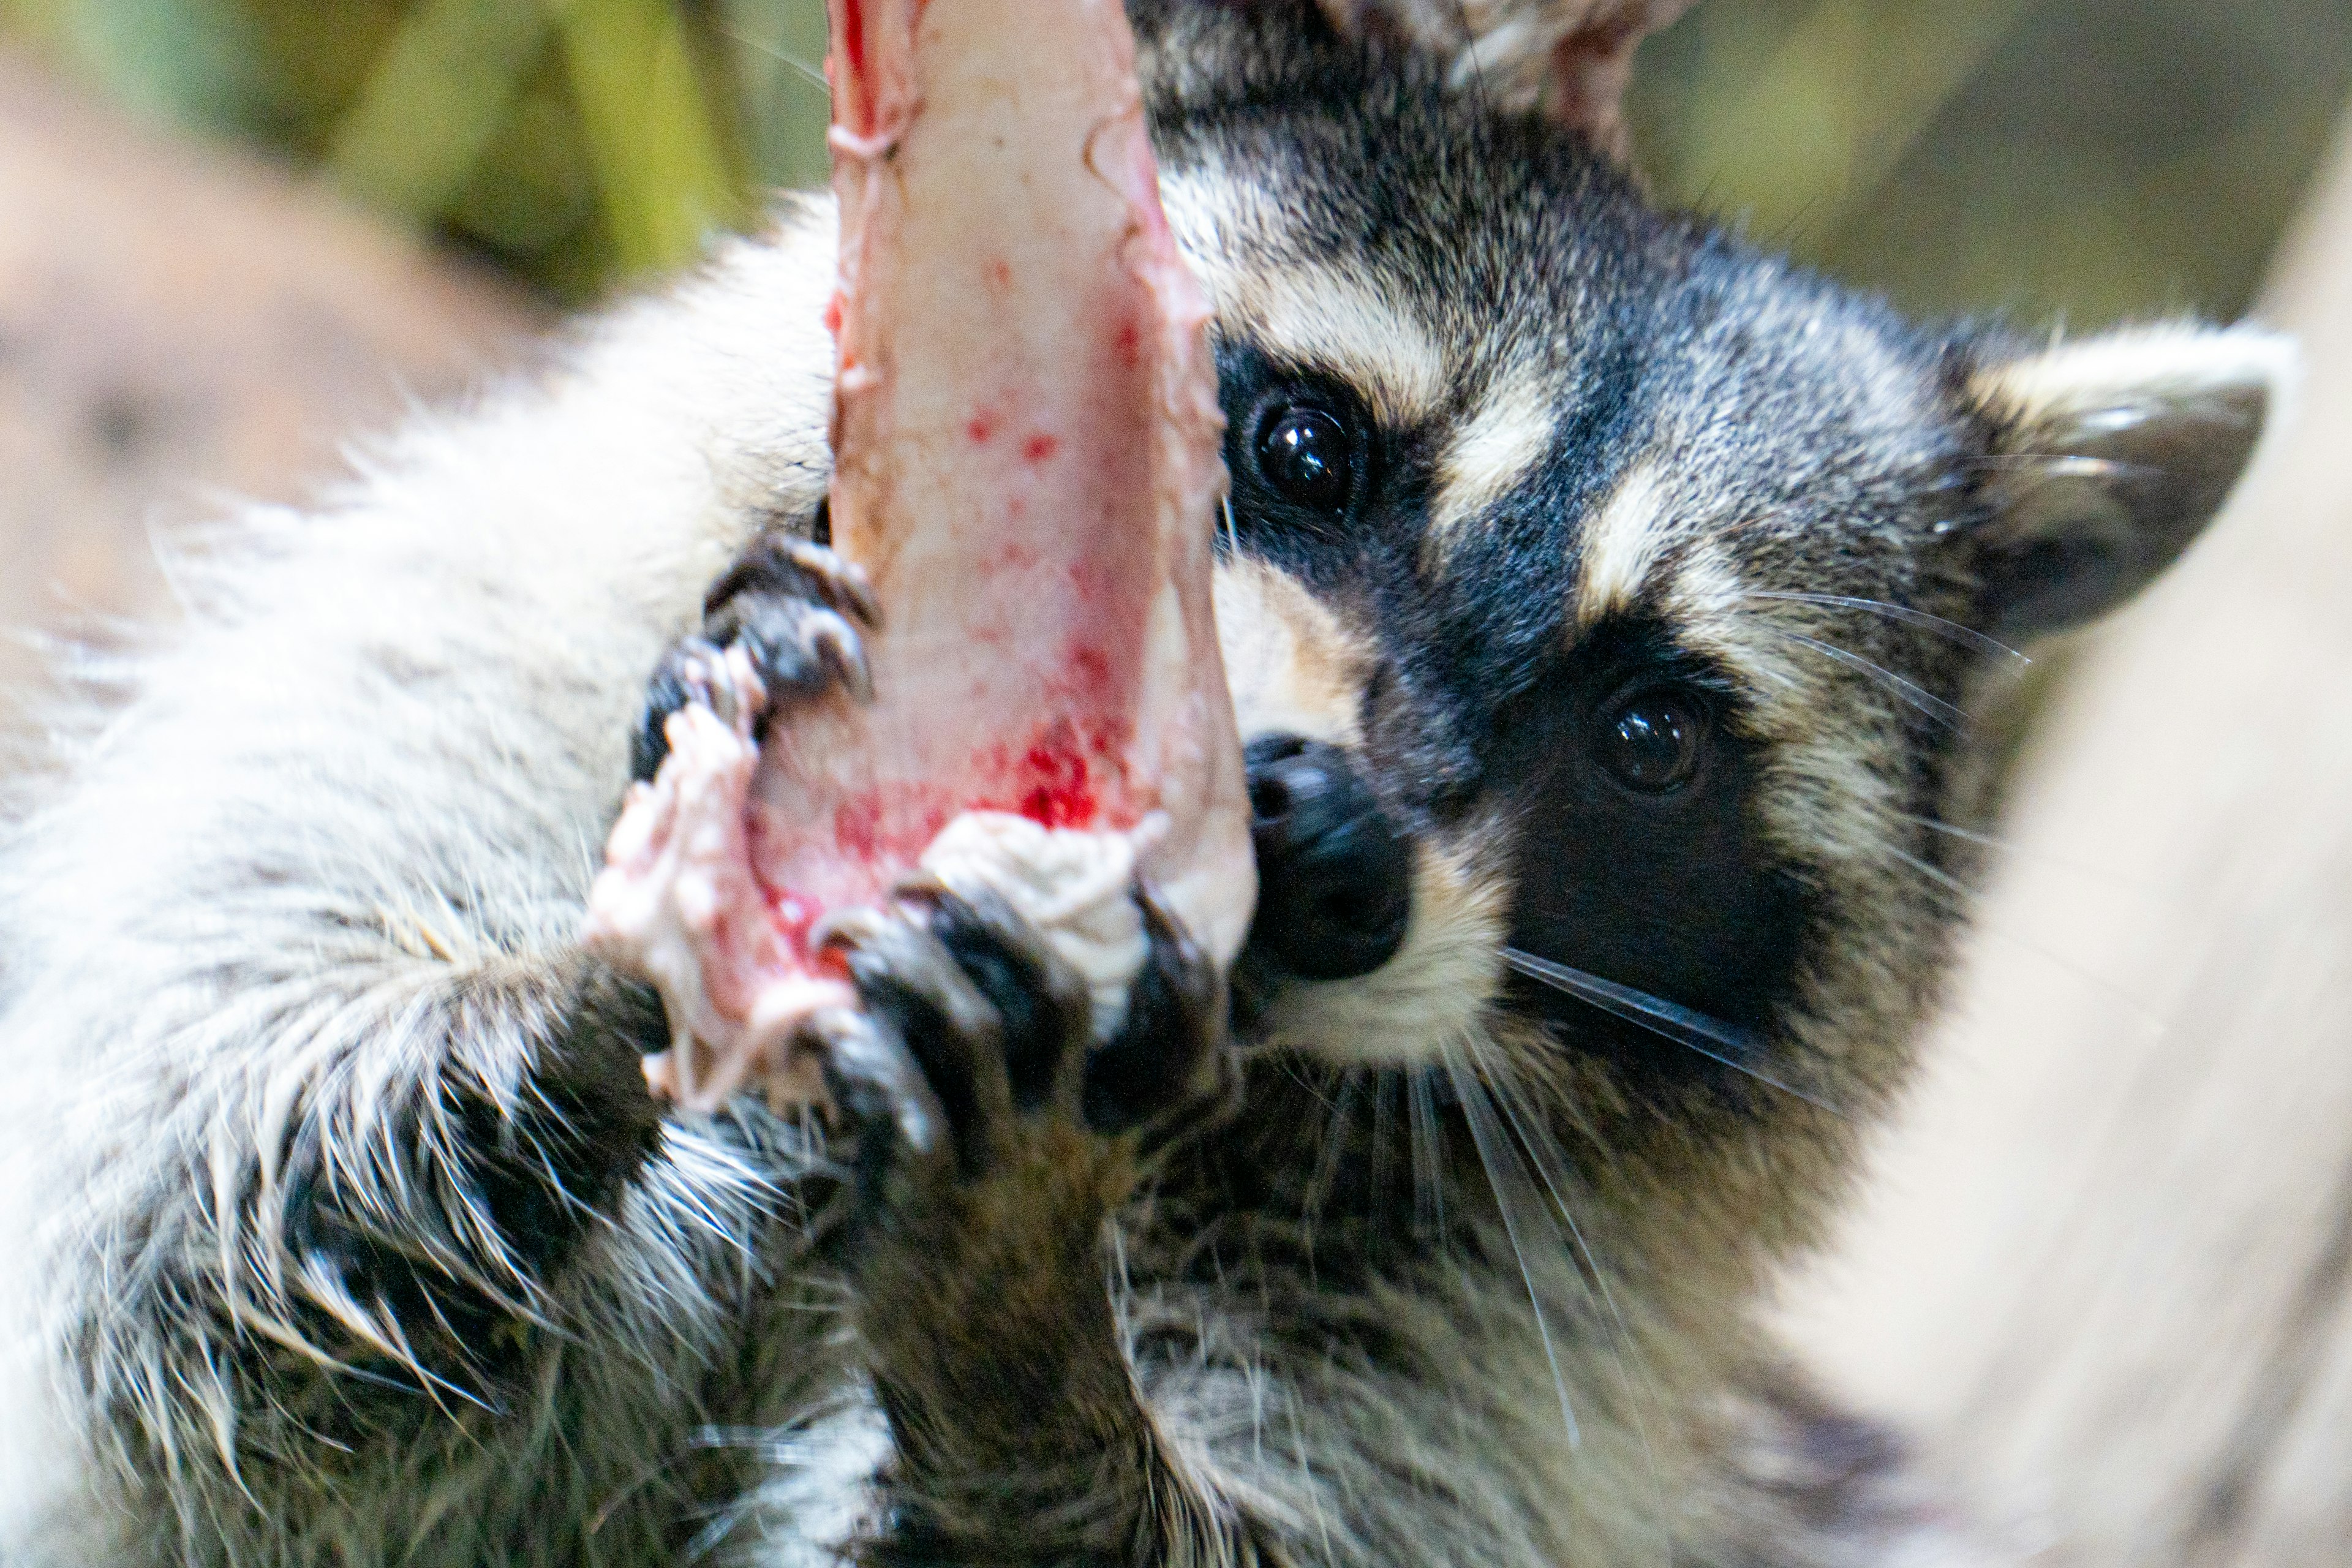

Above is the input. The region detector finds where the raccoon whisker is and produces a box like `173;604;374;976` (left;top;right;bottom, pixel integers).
1440;0;1496;123
1481;1065;1673;1559
714;22;828;94
1895;812;2014;854
1274;1054;1340;1111
1406;1067;1448;1242
1502;949;1844;1118
1894;810;2158;895
1756;626;1969;729
1282;1390;1340;1562
1957;451;2166;484
1882;843;2167;1040
1879;842;1982;913
1221;494;1241;556
1439;1045;1580;1450
1300;1068;1363;1233
1761;194;1831;257
1744;590;2030;671
1370;1068;1400;1245
681;1509;744;1563
1480;1067;1618;1307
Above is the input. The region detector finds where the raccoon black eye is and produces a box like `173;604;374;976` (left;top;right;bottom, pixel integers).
1596;687;1706;794
1256;407;1354;513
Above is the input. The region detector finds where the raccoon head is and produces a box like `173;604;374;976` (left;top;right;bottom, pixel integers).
1139;4;2287;1242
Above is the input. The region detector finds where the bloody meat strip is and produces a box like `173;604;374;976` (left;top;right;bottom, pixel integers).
586;0;1251;1109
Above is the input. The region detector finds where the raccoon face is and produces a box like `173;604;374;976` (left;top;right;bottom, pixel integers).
1145;12;2285;1133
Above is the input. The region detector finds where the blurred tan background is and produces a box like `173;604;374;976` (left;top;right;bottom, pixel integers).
4;3;2352;1564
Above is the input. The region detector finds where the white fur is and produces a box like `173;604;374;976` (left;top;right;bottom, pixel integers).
1433;370;1561;542
1975;322;2297;432
0;206;851;1565
1208;262;1448;425
1575;459;1672;622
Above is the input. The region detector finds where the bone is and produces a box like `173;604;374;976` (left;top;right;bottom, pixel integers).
587;0;1252;1110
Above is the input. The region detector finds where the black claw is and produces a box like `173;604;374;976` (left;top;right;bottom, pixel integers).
633;529;878;782
815;1007;947;1202
1083;884;1224;1134
704;534;880;630
718;595;874;712
816;878;1227;1234
631;688;681;785
910;885;1092;1114
631;636;725;783
829;914;1009;1177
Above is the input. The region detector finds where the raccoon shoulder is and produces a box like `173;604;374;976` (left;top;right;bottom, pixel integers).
0;203;838;1008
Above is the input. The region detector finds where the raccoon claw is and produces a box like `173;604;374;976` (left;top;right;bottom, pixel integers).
815;879;1225;1212
1085;881;1226;1132
707;533;881;630
632;534;880;782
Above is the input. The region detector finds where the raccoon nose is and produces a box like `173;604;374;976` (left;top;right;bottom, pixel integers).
1244;735;1412;979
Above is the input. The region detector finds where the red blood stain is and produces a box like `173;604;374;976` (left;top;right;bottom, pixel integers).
839;3;867;110
1008;723;1099;829
967;408;999;443
833;795;881;860
1067;643;1112;693
1019;758;1094;827
1113;318;1143;370
984;257;1014;293
846;4;873;69
764;722;1149;965
823;290;846;341
1022;432;1059;464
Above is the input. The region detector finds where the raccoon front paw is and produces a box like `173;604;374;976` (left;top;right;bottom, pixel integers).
631;533;880;782
812;878;1223;1248
809;880;1223;1482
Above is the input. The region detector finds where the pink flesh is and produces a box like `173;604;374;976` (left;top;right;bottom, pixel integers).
587;0;1251;1107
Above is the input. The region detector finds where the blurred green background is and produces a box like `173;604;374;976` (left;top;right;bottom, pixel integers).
5;0;2348;319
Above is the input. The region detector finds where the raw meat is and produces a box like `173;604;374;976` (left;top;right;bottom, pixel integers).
585;0;1252;1110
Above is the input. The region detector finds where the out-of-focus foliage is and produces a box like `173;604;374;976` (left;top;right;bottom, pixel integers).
1627;0;2352;327
1;0;830;300
4;0;2347;317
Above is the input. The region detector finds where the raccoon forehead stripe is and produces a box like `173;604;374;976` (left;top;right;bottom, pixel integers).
1218;265;1447;424
1213;557;1371;747
1574;462;1672;624
1431;372;1558;540
1159;162;1442;421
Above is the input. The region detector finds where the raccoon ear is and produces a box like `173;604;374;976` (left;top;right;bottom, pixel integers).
1961;325;2294;639
1318;0;1694;156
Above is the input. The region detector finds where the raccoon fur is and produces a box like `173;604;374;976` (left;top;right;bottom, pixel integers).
0;2;2288;1564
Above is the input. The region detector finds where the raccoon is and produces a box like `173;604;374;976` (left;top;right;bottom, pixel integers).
0;2;2286;1564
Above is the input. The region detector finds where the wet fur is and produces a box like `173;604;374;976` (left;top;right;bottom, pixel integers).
0;4;2282;1565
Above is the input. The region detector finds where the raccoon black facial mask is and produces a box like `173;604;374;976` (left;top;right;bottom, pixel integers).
0;3;2285;1566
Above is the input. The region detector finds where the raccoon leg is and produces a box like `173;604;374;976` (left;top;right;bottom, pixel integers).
268;954;669;1384
815;881;1262;1564
252;524;883;1410
2;525;856;1562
